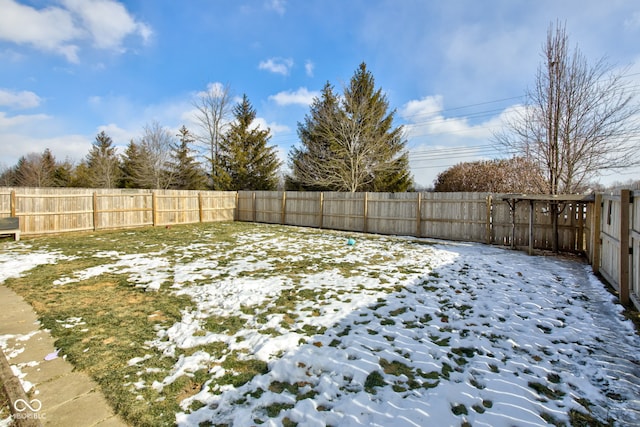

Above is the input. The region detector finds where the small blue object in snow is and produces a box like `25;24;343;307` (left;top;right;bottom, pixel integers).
347;238;356;246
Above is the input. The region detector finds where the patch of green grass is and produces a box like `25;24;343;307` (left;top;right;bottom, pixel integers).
569;409;614;426
389;307;407;316
203;315;247;335
451;403;468;416
472;403;486;413
218;355;268;389
264;402;295;418
380;358;412;377
429;334;451;347
364;371;386;394
440;362;453;380
528;381;566;401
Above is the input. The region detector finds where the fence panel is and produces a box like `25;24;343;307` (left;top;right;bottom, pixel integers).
153;190;200;226
422;192;489;242
600;194;622;292
94;189;153;230
200;191;237;222
0;189;11;217
322;192;365;232
367;192;418;236
237;191;254;222
253;191;283;224
12;187;94;234
284;192;322;228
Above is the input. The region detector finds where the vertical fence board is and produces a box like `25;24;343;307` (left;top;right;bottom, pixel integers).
632;190;640;301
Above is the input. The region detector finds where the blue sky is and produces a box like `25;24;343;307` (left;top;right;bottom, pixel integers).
1;0;640;188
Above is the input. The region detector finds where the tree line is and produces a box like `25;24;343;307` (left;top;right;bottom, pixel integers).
1;63;413;192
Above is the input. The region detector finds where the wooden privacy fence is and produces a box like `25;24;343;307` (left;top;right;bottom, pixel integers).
0;188;236;234
236;190;590;250
1;187;637;308
588;190;639;307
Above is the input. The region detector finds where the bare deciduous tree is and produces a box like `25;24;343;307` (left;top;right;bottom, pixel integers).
495;21;640;251
13;150;56;187
138;121;175;189
192;83;233;190
495;21;640;195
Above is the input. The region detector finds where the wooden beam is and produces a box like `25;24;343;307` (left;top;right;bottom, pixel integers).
363;192;368;233
592;193;602;274
485;194;492;245
318;192;324;229
528;200;534;255
281;191;287;225
10;190;16;217
152;191;158;226
416;192;422;237
620;189;631;306
93;192;99;231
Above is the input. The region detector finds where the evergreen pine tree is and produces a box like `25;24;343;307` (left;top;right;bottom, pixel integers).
120;140;146;188
168;126;207;190
85;131;122;188
288;82;340;191
221;94;281;190
288;63;412;192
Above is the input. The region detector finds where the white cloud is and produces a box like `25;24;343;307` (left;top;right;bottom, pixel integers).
195;82;229;99
96;123;137;147
0;0;81;62
62;0;152;50
305;60;314;77
265;0;286;15
400;95;483;139
400;95;520;188
0;111;50;129
251;117;290;135
259;57;294;76
0;89;42;109
269;87;319;106
0;0;151;62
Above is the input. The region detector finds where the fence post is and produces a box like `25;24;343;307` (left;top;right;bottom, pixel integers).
281;191;287;225
152;191;158;226
363;192;369;233
577;202;584;252
10;190;16;217
93;192;99;231
485;194;493;245
252;192;257;222
235;192;239;221
592;194;602;274
318;192;324;229
198;192;204;223
620;189;631;305
416;192;422;237
528;200;535;255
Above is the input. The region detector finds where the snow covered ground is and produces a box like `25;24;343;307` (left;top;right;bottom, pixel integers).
2;224;640;426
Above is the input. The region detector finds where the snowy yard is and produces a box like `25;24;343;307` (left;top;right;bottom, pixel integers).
1;222;640;426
